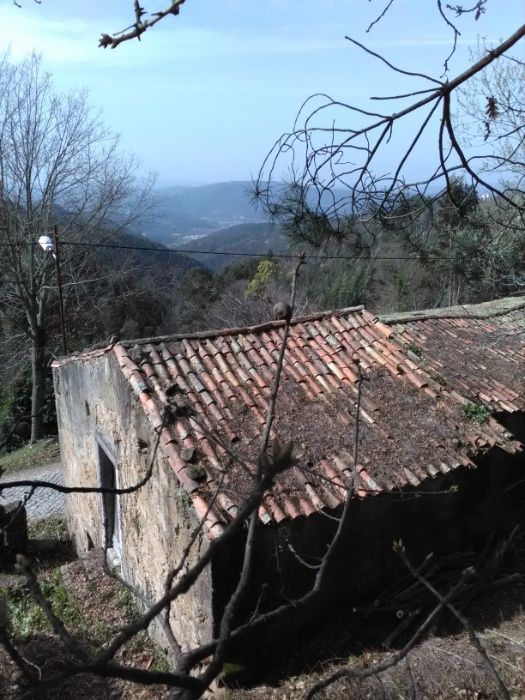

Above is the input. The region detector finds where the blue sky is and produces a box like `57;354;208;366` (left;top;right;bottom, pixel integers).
0;0;523;184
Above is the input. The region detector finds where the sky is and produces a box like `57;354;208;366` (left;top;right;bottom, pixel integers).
0;0;523;185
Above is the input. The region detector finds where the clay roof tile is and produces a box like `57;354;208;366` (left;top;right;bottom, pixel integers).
52;302;522;540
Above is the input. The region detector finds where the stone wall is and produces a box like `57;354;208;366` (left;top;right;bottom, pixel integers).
53;353;213;654
267;446;524;602
212;443;525;664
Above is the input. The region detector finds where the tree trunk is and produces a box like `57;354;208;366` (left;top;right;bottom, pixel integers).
30;327;46;444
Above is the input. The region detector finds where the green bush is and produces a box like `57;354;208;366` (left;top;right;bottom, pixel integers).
462;402;490;423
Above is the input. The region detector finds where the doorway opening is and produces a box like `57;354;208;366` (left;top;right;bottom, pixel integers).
97;442;121;563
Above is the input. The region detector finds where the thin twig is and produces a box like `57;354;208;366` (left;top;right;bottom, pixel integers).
366;0;396;33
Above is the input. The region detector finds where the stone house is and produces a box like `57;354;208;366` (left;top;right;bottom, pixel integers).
52;297;525;659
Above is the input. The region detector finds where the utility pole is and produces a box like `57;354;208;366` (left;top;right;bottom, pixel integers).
53;225;68;355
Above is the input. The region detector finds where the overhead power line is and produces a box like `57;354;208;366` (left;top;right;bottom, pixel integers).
0;239;452;262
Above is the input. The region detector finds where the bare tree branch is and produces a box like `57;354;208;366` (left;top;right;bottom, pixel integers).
99;0;186;49
304;573;471;698
199;254;305;687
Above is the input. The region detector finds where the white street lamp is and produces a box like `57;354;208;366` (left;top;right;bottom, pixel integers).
38;234;56;258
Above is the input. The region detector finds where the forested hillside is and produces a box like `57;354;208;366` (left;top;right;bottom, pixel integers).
136;181;267;245
0;227;199;445
180;222;288;270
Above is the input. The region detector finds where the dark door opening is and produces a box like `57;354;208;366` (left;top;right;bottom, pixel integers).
98;443;121;557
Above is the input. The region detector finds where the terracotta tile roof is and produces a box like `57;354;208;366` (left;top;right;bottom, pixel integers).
382;297;525;414
61;305;517;539
53;303;522;537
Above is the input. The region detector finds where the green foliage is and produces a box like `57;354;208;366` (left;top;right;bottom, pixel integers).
3;588;47;641
0;366;57;449
435;177;479;229
221;662;246;677
167;267;218;331
384;192;432;232
117;587;138;617
42;569;82;628
0;387;16;447
0;370;31;448
217;257;262;287
119;317;142;340
0;386;15;429
428;370;447;386
302;257;372;309
151;649;171;673
462;402;490;423
179;267;215;302
28;516;68;541
91;619;114;645
175;487;192;508
446;198;525;301
245;259;279;297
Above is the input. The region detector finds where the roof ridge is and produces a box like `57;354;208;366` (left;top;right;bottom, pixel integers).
51;340;119;369
380;296;525;325
119;305;366;347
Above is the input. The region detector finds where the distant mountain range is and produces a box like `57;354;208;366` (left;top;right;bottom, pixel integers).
133;180;354;271
129;178;504;276
136;181;269;246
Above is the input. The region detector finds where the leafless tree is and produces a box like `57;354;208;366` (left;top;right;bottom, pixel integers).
0;51;153;442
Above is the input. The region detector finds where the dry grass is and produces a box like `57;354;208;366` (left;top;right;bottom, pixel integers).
2;519;524;699
0;523;169;699
221;564;525;699
222;610;525;699
0;438;60;474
